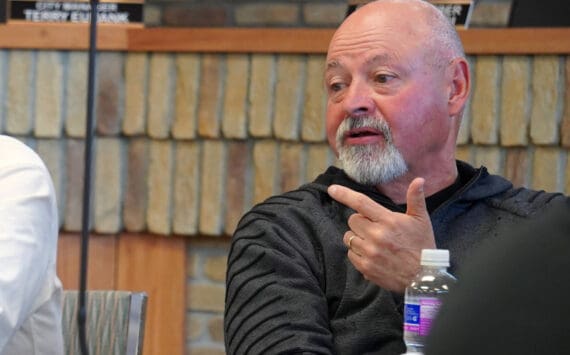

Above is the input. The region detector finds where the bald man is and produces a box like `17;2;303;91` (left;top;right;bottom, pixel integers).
224;1;567;354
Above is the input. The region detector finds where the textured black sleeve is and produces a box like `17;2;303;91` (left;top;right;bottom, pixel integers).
224;192;335;355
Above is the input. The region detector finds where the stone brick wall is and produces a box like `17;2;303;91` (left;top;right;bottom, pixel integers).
144;0;348;28
1;49;568;353
145;0;513;28
187;239;228;354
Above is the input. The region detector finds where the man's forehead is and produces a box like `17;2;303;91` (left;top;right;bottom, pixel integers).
325;53;399;71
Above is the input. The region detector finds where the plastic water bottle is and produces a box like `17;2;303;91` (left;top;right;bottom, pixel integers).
403;249;456;354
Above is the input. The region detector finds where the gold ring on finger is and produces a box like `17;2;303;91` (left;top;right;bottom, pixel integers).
348;234;357;250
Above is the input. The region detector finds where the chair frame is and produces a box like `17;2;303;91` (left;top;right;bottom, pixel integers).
62;290;148;355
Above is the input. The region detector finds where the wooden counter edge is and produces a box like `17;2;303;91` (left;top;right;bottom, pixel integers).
1;24;569;54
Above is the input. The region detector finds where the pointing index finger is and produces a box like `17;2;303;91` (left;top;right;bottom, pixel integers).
328;184;388;222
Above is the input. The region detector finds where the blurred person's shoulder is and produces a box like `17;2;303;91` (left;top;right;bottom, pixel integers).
0;135;45;168
425;197;570;355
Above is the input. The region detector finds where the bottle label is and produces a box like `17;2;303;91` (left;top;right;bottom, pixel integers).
404;303;420;333
418;298;441;336
404;297;442;336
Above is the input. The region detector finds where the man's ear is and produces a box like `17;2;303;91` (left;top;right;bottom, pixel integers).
447;58;470;117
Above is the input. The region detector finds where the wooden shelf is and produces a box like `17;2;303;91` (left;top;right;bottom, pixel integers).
127;28;334;53
460;28;570;55
0;23;129;50
1;24;569;54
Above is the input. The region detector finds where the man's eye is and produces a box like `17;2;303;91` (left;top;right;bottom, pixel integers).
375;74;393;84
329;82;344;92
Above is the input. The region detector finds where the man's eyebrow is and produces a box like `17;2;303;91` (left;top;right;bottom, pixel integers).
325;54;397;72
325;60;342;71
365;54;396;66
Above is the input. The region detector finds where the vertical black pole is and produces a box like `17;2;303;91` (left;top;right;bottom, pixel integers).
78;1;98;354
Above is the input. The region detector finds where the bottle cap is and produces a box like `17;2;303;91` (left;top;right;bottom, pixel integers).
420;249;450;267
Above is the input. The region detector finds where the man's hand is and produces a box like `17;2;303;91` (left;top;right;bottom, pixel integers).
328;177;436;293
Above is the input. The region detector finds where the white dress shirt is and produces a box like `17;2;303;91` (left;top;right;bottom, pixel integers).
0;135;64;354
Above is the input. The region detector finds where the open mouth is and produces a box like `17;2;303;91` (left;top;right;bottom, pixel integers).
346;128;382;139
341;127;385;147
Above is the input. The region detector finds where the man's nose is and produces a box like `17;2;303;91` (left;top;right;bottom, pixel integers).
343;81;374;116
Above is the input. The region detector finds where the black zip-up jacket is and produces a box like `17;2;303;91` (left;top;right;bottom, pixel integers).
224;161;565;355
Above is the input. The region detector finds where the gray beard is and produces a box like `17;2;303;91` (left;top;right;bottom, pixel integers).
336;116;408;186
